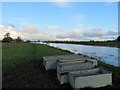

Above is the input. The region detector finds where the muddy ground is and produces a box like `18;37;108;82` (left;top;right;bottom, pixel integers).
2;59;120;90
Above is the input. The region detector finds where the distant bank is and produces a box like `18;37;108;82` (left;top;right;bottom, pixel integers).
44;41;120;48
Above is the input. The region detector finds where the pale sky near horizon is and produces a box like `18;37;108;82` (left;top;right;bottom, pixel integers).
0;2;118;41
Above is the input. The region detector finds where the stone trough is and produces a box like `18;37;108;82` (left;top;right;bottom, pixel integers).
68;68;112;89
57;59;96;84
43;54;85;70
42;54;112;89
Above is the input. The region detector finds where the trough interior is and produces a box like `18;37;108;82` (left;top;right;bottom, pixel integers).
58;58;88;63
57;62;94;73
58;60;91;66
69;68;110;77
43;54;84;61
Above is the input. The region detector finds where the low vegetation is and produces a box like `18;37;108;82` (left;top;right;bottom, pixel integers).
2;42;120;89
2;42;70;73
2;32;22;42
45;40;120;48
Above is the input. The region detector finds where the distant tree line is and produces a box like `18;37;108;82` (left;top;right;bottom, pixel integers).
2;32;120;43
2;32;23;42
44;35;120;44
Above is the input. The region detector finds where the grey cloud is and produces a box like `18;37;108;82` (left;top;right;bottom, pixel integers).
106;31;118;36
56;31;83;39
83;32;103;37
56;28;118;41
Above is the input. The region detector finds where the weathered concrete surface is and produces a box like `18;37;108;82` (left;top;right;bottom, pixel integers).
43;54;98;71
68;68;112;89
57;60;95;73
58;58;97;66
57;72;68;84
43;54;85;70
85;58;97;67
57;60;96;84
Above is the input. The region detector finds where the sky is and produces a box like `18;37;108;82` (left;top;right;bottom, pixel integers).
0;2;118;41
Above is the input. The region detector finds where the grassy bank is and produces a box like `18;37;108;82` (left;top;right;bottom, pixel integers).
98;61;120;88
2;42;120;89
2;42;71;73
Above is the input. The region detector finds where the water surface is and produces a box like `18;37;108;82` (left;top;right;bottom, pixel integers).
49;43;120;67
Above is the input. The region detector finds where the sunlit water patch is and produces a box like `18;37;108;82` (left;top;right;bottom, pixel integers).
49;43;120;67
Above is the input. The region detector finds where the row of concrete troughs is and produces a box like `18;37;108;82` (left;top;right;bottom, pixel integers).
43;54;112;89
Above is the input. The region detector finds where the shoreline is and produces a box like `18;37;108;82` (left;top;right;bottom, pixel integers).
2;43;120;89
45;41;120;48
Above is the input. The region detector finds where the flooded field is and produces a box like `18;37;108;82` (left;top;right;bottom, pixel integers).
49;43;120;67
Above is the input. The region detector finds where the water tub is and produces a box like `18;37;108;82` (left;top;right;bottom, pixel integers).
43;54;85;70
57;60;96;84
68;68;112;89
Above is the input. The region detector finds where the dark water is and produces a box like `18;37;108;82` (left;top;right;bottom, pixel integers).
49;43;120;67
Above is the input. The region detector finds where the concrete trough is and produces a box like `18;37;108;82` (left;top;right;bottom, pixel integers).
43;54;85;70
57;60;96;84
68;68;112;89
58;58;98;67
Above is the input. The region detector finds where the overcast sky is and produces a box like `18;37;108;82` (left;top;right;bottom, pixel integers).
0;2;118;41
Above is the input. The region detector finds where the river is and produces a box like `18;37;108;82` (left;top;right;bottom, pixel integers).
48;43;120;67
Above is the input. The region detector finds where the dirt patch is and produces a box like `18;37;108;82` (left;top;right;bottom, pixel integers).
2;59;72;89
2;59;120;89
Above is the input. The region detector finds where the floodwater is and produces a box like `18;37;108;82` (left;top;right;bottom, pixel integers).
49;43;120;67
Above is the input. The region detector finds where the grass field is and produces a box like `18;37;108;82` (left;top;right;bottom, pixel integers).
2;42;70;73
2;42;120;89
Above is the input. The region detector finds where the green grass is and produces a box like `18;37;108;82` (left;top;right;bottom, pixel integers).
2;42;120;88
3;42;120;73
98;60;120;73
2;42;71;72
